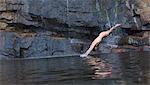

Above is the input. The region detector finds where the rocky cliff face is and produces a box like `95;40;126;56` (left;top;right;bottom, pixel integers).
0;0;149;58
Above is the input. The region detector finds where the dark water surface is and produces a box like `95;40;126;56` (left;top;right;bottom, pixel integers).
0;52;150;85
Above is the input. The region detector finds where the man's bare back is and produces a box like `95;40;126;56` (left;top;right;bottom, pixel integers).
80;24;121;57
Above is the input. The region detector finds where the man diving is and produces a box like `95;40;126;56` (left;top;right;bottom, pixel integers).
80;24;122;57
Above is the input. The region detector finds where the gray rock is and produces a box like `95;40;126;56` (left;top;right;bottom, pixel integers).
0;0;150;58
0;0;141;30
0;31;87;58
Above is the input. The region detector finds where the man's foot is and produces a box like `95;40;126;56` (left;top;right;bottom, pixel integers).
80;54;88;57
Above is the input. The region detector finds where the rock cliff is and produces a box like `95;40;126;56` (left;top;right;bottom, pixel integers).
0;0;149;58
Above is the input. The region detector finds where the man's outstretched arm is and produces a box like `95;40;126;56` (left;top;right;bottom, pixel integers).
80;24;121;57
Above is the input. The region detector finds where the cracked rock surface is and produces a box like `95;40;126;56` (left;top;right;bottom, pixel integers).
0;0;150;58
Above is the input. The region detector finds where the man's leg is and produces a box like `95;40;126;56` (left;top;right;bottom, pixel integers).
80;36;102;57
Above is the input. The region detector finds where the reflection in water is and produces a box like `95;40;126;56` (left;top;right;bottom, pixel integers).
120;52;150;84
0;52;150;85
84;56;112;79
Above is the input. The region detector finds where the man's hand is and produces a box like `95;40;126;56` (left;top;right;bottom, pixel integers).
114;24;122;27
110;24;122;31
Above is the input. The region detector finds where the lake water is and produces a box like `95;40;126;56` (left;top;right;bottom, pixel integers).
0;52;149;85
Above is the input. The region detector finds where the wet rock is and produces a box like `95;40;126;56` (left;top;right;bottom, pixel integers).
119;31;150;46
112;45;140;53
0;22;7;29
0;0;146;31
98;43;118;53
0;31;90;58
0;0;150;35
116;30;150;52
112;48;127;53
140;7;150;23
0;0;150;58
112;45;150;53
128;36;145;46
133;0;150;30
142;46;150;51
